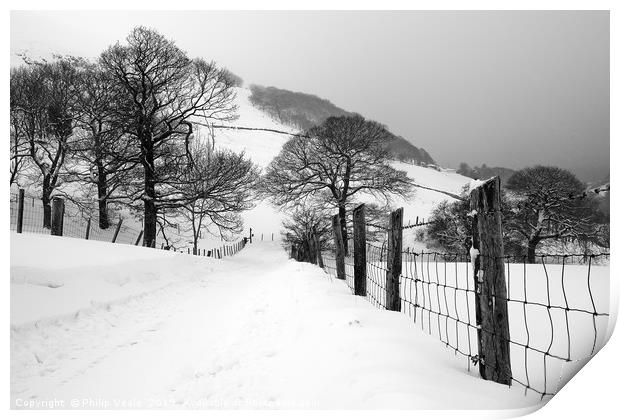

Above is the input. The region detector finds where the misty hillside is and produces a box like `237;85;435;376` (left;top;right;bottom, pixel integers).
388;136;435;166
456;163;516;183
248;85;435;166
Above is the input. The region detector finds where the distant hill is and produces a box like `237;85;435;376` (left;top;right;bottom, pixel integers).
456;163;515;183
248;85;435;166
388;136;435;166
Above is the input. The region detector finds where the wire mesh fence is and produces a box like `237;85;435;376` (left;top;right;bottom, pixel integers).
317;204;610;400
9;190;144;245
10;189;249;259
171;237;248;259
10;191;51;235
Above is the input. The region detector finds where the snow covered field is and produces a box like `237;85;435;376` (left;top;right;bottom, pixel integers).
11;233;547;411
326;253;611;397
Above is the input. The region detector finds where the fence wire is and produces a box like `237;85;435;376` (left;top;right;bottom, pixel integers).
10;190;249;259
320;231;610;399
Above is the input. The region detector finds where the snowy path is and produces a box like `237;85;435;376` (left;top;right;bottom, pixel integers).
11;237;542;410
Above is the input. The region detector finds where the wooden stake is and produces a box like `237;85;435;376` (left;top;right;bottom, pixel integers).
332;214;346;280
291;244;297;260
470;177;512;385
51;197;65;236
353;204;367;296
111;218;123;243
313;227;324;268
85;217;91;240
386;208;403;311
16;189;25;233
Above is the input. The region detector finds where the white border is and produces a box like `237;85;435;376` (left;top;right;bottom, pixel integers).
3;2;616;419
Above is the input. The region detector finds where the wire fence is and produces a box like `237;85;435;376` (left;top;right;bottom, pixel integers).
10;189;249;259
10;190;144;245
319;209;610;400
172;237;248;259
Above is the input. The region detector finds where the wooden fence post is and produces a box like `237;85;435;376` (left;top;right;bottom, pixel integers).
261;233;264;241
313;227;324;268
272;233;274;241
291;244;297;260
470;176;511;385
307;235;317;264
332;214;346;280
386;207;403;311
51;197;65;236
111;218;123;243
85;217;91;240
16;189;25;233
249;228;253;244
353;204;367;296
134;230;143;246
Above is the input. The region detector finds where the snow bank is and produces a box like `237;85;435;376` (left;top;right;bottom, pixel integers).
11;235;544;411
10;233;222;326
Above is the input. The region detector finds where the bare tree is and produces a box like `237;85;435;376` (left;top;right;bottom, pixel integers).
168;140;259;254
505;166;605;262
281;204;332;263
100;27;238;247
64;62;141;228
10;57;80;227
9;68;33;186
262;115;412;253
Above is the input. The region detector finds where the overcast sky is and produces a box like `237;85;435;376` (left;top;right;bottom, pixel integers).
10;10;610;182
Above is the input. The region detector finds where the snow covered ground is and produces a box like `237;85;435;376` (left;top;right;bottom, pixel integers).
328;252;611;398
11;233;545;411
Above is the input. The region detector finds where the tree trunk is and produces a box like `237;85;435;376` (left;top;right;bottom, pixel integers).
96;163;110;229
142;147;157;248
10;159;18;186
338;204;348;255
527;238;539;263
42;176;52;229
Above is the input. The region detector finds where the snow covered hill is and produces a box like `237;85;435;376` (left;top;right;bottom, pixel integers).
207;87;472;247
10;233;543;410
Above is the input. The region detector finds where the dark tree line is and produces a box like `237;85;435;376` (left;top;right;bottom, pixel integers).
10;27;257;246
418;166;609;262
457;162;515;183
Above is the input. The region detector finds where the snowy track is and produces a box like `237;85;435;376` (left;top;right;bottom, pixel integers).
11;235;542;410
